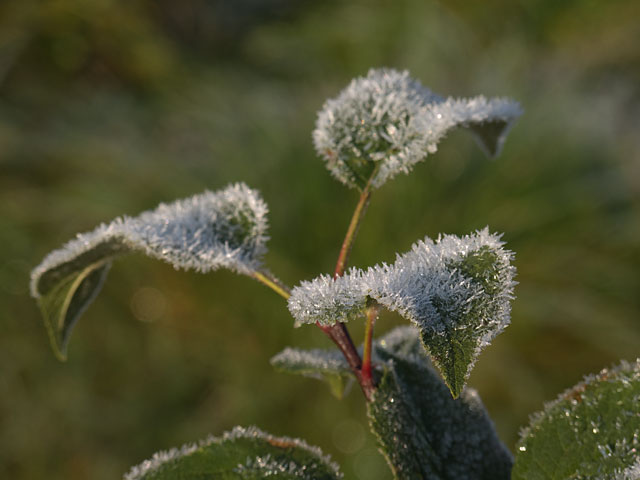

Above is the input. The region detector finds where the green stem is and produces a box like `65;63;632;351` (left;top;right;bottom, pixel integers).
334;184;372;278
253;270;291;300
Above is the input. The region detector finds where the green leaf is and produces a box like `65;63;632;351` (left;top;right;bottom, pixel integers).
37;257;113;360
367;327;513;480
423;242;514;398
513;359;640;480
124;426;343;480
30;184;269;359
270;347;355;398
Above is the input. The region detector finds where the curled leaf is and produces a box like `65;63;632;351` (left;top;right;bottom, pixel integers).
288;228;516;397
313;68;522;190
513;359;640;480
124;425;342;480
31;183;269;359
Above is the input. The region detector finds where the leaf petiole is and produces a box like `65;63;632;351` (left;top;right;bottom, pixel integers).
253;270;291;299
334;184;372;278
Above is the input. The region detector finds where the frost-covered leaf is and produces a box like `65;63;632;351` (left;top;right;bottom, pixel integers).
373;229;516;398
287;272;369;328
124;425;342;480
31;183;269;360
513;359;640;480
288;228;516;397
367;326;513;480
270;347;355;398
313;68;522;190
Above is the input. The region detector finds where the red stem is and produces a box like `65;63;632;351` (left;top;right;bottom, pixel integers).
318;322;374;401
361;305;379;387
320;183;376;401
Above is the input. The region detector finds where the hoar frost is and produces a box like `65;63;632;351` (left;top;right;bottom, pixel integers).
31;182;269;291
313;68;522;189
513;359;640;479
288;228;515;333
288;228;516;396
124;425;343;480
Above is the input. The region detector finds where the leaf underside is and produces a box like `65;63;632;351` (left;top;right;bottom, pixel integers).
513;359;640;480
469;120;510;157
124;426;342;480
367;327;513;480
36;240;122;359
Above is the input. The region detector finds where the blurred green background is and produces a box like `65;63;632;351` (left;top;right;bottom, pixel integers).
1;0;639;478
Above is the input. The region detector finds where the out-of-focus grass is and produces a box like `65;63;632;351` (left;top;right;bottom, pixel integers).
1;1;639;478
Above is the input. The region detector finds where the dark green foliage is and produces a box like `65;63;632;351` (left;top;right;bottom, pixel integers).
34;243;120;360
419;325;476;401
469;120;511;157
367;327;513;480
125;426;342;480
513;359;640;480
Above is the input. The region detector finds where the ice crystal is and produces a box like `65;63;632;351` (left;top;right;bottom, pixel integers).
30;183;269;359
313;68;522;190
288;228;516;396
287;272;368;327
616;459;640;480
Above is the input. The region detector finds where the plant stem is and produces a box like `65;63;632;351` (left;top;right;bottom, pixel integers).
321;322;374;401
253;269;375;397
334;185;372;278
326;182;377;401
253;270;291;299
254;183;377;399
361;304;379;387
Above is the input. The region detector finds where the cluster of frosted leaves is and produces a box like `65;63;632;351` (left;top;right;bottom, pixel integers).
513;359;640;480
30;183;269;360
313;68;522;190
367;327;513;480
270;327;512;479
288;228;516;397
124;425;342;480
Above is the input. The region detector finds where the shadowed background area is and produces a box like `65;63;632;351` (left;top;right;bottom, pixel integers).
1;0;639;478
